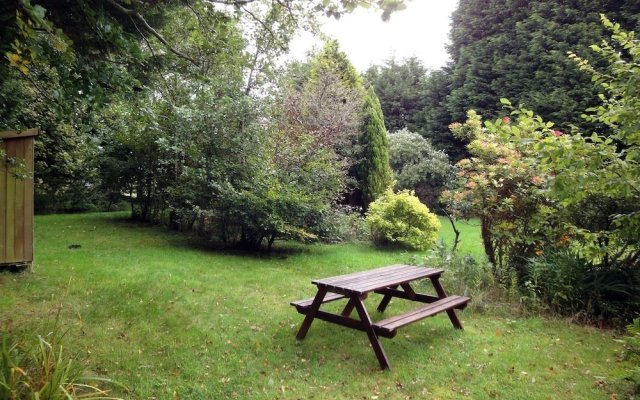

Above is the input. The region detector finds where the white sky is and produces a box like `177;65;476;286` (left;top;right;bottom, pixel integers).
288;1;459;73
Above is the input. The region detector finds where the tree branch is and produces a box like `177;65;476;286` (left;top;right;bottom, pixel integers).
105;0;199;65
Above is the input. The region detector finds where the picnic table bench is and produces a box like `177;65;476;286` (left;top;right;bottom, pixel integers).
291;264;470;370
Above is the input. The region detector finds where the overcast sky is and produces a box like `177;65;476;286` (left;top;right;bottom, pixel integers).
288;1;459;73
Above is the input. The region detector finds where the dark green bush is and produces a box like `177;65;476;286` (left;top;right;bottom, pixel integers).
523;250;640;324
312;205;369;243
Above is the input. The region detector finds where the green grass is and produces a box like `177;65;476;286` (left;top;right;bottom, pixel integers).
0;212;634;399
437;217;485;259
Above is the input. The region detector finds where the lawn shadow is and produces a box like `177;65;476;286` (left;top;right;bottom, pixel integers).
102;212;313;259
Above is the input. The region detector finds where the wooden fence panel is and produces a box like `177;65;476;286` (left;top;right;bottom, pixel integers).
1;129;37;266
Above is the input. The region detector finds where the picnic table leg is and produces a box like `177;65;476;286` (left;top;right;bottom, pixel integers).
430;276;464;330
376;285;398;313
341;297;357;317
400;283;417;300
295;287;328;340
353;296;392;370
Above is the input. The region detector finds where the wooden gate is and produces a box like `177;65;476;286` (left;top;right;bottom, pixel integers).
1;128;38;268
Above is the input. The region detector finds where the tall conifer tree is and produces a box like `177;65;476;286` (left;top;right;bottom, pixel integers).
359;86;393;207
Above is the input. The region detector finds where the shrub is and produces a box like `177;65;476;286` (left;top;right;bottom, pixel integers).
419;242;494;297
388;128;455;209
366;189;440;250
523;249;640;324
312;205;369;243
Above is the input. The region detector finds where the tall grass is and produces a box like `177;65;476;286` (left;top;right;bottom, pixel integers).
0;330;124;399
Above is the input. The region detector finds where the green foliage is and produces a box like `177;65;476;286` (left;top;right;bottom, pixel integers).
388;128;455;209
523;249;640;323
0;332;124;399
536;15;640;268
358;86;393;206
446;0;639;126
420;68;467;161
364;57;428;133
366;189;440;250
310;205;369;243
619;319;640;393
308;40;362;91
318;0;408;21
442;109;561;280
279;58;362;154
415;0;640;159
443;18;640;324
1;0;388;215
420;242;494;300
363;58;468;161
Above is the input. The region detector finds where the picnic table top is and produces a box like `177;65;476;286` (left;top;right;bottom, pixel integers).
312;264;444;295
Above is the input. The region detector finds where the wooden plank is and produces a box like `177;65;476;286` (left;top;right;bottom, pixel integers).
290;292;345;309
14;138;25;261
374;296;470;333
0;129;39;140
295;287;328;340
353;297;392;370
375;285;398;313
24;137;34;261
377;295;470;327
429;275;464;328
313;264;406;285
0;139;6;261
374;288;440;304
350;269;443;293
332;265;421;287
5;139;16;262
315;265;443;294
293;309;397;339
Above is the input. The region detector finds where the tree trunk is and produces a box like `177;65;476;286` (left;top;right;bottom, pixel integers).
440;208;461;252
481;214;497;274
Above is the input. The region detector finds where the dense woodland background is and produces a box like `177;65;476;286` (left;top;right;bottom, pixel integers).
2;0;637;214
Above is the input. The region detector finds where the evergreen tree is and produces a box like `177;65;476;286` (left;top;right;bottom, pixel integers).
443;0;640;130
364;57;428;133
359;86;393;207
309;39;363;91
420;68;467;161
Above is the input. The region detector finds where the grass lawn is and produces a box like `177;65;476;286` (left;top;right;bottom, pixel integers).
0;212;633;399
437;216;485;259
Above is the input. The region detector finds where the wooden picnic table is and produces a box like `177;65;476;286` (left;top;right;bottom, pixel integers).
291;264;470;370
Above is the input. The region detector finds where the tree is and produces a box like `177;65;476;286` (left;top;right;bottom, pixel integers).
419;68;467;161
1;0;407;212
358;86;393;207
388;128;454;209
536;16;640;269
419;0;640;156
364;57;428;133
308;39;363;91
442;109;560;279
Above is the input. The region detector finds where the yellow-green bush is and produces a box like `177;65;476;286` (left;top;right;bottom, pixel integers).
366;189;441;250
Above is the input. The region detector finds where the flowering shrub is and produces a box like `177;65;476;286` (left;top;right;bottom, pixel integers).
441;109;567;279
366;189;441;250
